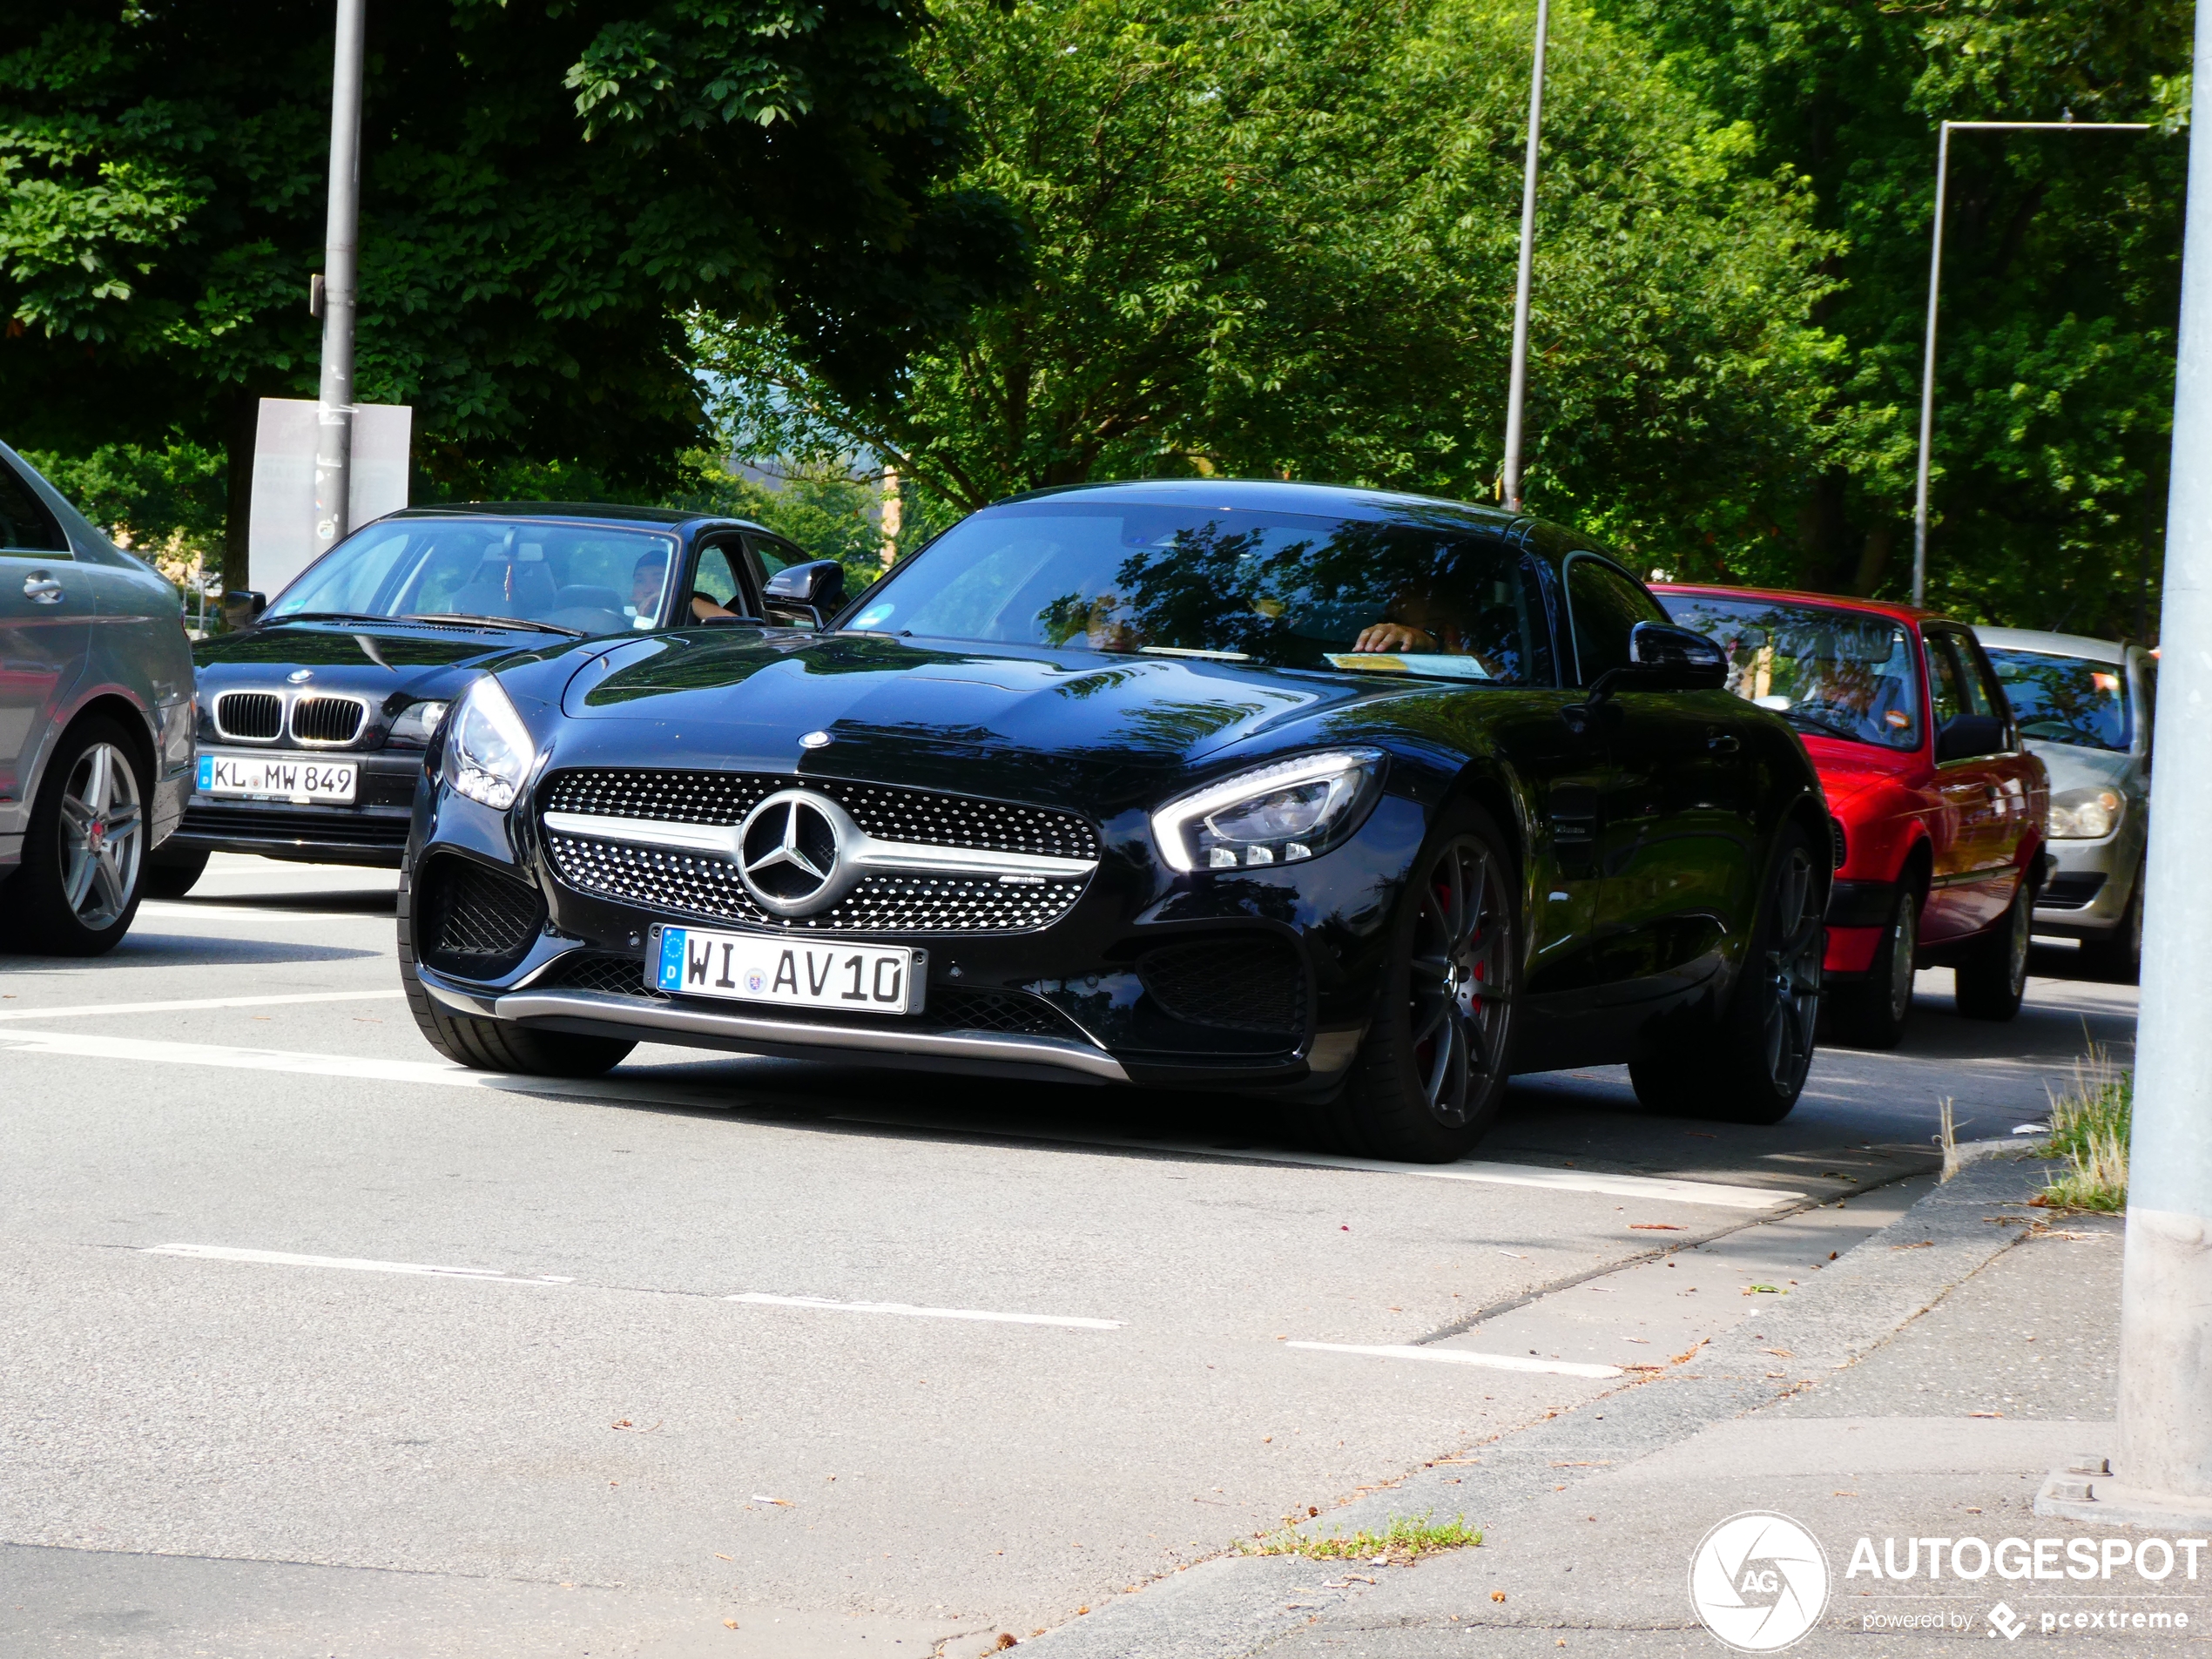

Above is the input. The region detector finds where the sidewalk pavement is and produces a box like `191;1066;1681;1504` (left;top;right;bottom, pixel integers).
1034;1156;2175;1658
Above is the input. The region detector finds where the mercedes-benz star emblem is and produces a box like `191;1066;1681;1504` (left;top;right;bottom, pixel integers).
736;789;858;916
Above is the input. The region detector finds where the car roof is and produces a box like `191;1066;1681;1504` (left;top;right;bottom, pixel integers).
990;477;1524;534
1652;582;1946;628
386;501;765;533
1974;625;2132;664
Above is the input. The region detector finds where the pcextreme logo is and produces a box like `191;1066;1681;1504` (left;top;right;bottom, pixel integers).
1689;1512;1831;1652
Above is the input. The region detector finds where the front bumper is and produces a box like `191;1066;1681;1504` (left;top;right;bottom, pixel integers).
167;751;422;867
2033;836;2138;938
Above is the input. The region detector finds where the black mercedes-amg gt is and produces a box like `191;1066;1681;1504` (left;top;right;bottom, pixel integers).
399;481;1830;1160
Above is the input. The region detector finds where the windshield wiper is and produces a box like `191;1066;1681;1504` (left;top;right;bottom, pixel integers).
407;612;585;637
268;610;384;625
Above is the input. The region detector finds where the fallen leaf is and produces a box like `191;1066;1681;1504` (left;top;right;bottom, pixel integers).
1969;1411;2004;1419
1629;1224;1683;1231
750;1494;792;1507
715;1552;732;1561
1892;1240;1933;1251
993;1636;1017;1652
1492;1590;1507;1602
612;1420;633;1429
1833;1491;1858;1497
723;1618;738;1630
1671;1339;1710;1366
1758;1347;1794;1359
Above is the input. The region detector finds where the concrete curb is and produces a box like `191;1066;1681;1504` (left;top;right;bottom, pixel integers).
1019;1152;2062;1659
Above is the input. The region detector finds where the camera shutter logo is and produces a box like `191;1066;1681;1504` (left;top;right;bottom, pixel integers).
1688;1512;1829;1652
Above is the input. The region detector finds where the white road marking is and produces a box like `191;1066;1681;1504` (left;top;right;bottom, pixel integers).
1288;1342;1622;1379
143;1243;570;1284
3;1028;1802;1209
729;1292;1123;1330
136;900;393;921
0;990;404;1022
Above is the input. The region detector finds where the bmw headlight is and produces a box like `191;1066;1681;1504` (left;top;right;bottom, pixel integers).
388;698;450;749
1152;750;1386;873
446;678;534;811
2048;786;2124;840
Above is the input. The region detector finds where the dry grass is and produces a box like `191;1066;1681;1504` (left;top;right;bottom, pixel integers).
2038;1045;2131;1212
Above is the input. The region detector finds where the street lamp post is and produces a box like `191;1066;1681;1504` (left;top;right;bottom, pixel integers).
1910;118;2151;605
1500;0;1549;515
313;0;368;556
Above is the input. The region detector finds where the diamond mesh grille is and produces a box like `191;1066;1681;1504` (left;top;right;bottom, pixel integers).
1137;938;1307;1035
214;691;282;740
422;856;545;973
545;833;1085;934
544;769;1098;860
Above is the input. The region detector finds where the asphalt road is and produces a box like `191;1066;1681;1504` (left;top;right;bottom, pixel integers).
0;854;2139;1657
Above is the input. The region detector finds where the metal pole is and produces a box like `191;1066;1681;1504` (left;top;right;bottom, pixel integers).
1911;123;1952;607
1911;120;2151;607
1500;0;1548;515
2114;0;2212;1512
314;0;367;556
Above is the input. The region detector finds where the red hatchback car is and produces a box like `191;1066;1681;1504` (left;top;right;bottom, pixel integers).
1656;586;2049;1047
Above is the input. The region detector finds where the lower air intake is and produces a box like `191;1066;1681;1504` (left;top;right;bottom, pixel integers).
1137;938;1307;1035
418;855;545;976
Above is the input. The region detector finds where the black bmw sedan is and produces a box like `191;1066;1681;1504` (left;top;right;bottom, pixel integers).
400;481;1831;1161
154;502;836;895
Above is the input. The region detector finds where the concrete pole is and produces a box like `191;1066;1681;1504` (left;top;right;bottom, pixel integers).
1499;0;1548;515
2114;0;2212;1507
313;0;368;557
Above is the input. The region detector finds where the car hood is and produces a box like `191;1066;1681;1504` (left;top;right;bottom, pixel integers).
194;619;554;709
1799;735;1917;812
2027;738;2138;797
551;630;1443;796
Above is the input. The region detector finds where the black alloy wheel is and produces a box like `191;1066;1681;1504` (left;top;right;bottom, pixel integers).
1828;886;1918;1049
1632;824;1824;1125
1325;803;1518;1163
0;717;149;955
396;868;637;1077
1955;880;2032;1022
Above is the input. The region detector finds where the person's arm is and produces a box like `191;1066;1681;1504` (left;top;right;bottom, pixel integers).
1352;621;1439;653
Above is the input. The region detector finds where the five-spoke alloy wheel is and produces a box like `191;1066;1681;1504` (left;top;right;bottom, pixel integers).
3;717;151;955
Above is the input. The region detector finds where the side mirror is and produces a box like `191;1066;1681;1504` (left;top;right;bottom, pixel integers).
1936;711;2008;763
1627;622;1729;691
223;589;267;625
763;560;846;630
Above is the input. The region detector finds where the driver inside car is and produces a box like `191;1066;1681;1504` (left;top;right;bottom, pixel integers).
630;549;734;626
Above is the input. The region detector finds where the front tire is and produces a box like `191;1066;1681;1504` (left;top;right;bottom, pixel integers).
0;718;149;956
1827;886;1918;1049
1631;824;1823;1125
1954;879;2031;1021
1324;804;1519;1163
397;869;635;1077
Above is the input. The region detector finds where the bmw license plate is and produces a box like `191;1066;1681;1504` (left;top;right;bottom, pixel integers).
198;752;359;805
650;925;926;1015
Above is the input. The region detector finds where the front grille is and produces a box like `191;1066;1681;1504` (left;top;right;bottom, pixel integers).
179;804;410;849
419;855;545;974
544;769;1099;861
545;833;1087;934
1138;938;1307;1034
293;695;366;745
2041;872;2108;911
530;954;1082;1040
1830;817;1848;870
213;691;283;740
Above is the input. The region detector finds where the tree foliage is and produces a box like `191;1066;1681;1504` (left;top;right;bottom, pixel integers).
0;0;1017;577
705;0;1844;575
1599;0;2190;632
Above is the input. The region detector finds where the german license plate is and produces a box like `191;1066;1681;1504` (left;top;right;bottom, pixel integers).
650;925;926;1015
197;752;359;805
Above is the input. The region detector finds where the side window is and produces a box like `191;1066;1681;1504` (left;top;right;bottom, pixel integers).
1953;635;2008;723
1564;554;1665;685
686;544;750;619
0;461;70;555
1925;633;1967;729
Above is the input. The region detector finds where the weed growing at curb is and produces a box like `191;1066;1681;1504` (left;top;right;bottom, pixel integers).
1238;1513;1481;1564
2038;1045;2130;1212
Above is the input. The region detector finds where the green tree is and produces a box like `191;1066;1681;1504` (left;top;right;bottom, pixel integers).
704;0;1844;576
1;0;1017;587
1597;0;2190;633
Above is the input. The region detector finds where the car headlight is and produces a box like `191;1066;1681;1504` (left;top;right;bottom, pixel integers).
446;678;534;811
388;698;450;748
1152;750;1386;873
2048;786;2124;840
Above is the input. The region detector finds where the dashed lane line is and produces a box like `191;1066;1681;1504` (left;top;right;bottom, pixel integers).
1288;1342;1623;1379
728;1292;1123;1330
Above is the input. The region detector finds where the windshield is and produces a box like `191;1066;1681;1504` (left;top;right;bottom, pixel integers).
1986;648;2132;752
846;501;1542;680
1661;595;1923;750
266;517;678;636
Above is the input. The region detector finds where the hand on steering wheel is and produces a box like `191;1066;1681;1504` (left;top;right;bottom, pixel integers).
1353;622;1437;653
